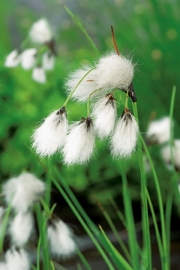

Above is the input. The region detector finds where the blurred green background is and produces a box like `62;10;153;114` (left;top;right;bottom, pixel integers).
0;0;180;206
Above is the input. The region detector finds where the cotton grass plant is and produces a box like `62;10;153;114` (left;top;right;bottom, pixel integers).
1;5;180;270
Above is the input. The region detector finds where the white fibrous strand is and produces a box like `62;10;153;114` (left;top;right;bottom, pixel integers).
29;18;52;44
92;93;117;139
48;218;76;258
5;50;21;68
146;117;171;144
161;139;180;171
20;49;37;70
111;109;139;158
65;66;98;102
42;52;55;70
3;172;45;213
62;117;95;165
5;248;30;270
32;66;46;84
32;107;67;157
9;212;34;246
95;52;134;91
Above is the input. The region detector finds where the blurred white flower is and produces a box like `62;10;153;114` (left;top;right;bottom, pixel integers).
0;262;7;270
161;139;180;171
42;52;55;70
5;50;20;68
9;212;34;246
65;66;98;102
32;66;46;84
92;93;117;139
3;172;45;213
48;218;76;258
62;117;95;165
111;109;139;158
29;18;52;44
146;117;171;144
5;248;30;270
20;49;37;70
32;107;68;157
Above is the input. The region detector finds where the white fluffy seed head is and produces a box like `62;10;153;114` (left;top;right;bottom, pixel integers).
48;218;76;258
32;108;68;157
161;139;180;171
62;117;95;165
32;66;46;84
20;49;37;70
5;248;30;270
95;52;134;91
5;50;20;68
9;212;34;247
0;262;7;270
111;109;139;158
146;117;171;144
65;66;98;102
3;172;45;213
42;52;55;70
92;93;117;139
29;18;52;44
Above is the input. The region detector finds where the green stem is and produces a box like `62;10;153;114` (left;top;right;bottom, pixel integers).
169;86;176;169
76;249;92;270
165;193;173;270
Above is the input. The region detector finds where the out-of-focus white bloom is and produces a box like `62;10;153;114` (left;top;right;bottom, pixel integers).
5;50;20;68
9;212;33;246
62;117;95;165
111;109;139;158
5;248;30;270
20;49;37;70
146;117;171;144
161;139;180;171
3;172;45;213
95;52;134;91
48;218;76;258
42;52;55;70
65;66;98;102
29;19;52;44
32;107;67;157
92;93;117;139
0;262;7;270
32;66;46;83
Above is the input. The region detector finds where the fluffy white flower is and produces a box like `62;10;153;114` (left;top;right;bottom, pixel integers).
20;49;37;70
161;139;180;171
5;50;20;68
95;52;134;91
65;66;98;102
62;117;95;165
92;93;117;139
111;109;139;158
5;248;30;270
9;212;33;246
48;218;76;258
32;66;46;83
29;19;52;44
42;52;55;70
146;117;171;144
3;172;45;213
32;107;68;157
0;262;7;270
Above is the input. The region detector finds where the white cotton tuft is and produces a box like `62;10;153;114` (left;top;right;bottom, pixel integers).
5;50;20;68
3;172;45;213
0;262;7;270
62;117;95;165
20;49;37;70
32;107;68;157
111;109;139;158
42;52;55;70
32;66;46;83
161;139;180;171
29;18;52;44
9;212;34;246
48;219;76;258
65;66;98;102
95;52;134;91
92;93;117;139
5;248;30;270
146;117;171;144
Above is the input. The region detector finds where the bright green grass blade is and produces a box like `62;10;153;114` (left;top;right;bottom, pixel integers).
165;193;173;270
0;203;11;252
76;249;92;270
